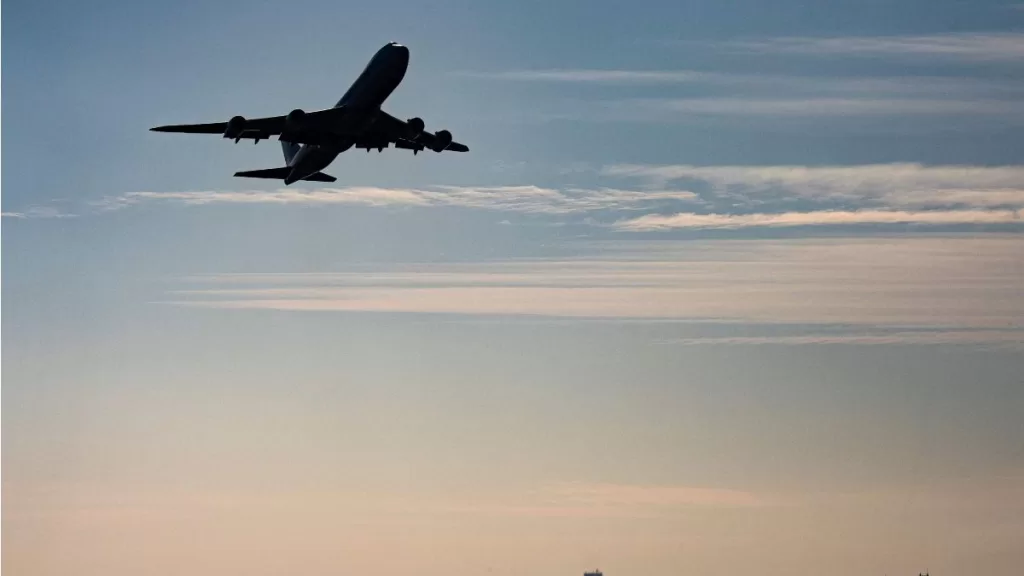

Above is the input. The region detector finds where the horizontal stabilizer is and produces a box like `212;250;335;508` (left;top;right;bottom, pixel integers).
301;172;337;182
233;168;337;182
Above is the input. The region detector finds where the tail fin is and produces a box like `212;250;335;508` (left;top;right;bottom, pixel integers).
282;141;301;165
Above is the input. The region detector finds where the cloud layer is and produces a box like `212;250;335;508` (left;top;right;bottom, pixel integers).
169;235;1024;331
10;161;1023;241
459;69;712;83
110;186;699;215
661;331;1024;349
602;163;1024;205
461;38;1024;121
2;206;77;219
643;97;1024;117
722;32;1024;61
72;163;1024;233
616;209;1021;231
603;162;1024;226
461;68;1022;96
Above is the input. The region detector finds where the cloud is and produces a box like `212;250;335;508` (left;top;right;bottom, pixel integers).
661;330;1024;350
465;69;1024;121
722;32;1024;61
541;481;772;508
38;164;1024;237
4;480;773;527
602;163;1024;210
463;69;1023;96
166;235;1024;330
84;163;1024;222
889;188;1024;208
431;482;775;519
457;69;712;83
644;97;1024;117
2;206;77;219
125;188;430;207
110;186;699;215
615;209;1021;231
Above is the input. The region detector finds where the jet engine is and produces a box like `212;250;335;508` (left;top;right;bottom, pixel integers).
286;108;307;130
406;117;425;139
224;115;247;138
432;129;453;152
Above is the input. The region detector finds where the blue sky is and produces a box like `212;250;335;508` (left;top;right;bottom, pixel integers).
3;1;1024;575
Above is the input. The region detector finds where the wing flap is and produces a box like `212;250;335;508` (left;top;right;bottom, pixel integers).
392;140;425;152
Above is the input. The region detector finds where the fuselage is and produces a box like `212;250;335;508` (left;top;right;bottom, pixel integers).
285;42;410;184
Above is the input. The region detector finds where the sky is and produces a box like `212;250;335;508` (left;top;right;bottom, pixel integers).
3;1;1024;575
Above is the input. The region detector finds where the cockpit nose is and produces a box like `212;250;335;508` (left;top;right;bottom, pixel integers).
387;42;409;64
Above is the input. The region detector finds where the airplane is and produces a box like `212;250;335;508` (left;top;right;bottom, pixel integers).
149;42;469;185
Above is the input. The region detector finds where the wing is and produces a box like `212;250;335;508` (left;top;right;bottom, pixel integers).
363;111;470;153
152;108;470;152
416;130;470;153
150;122;232;134
151;107;363;143
150;115;287;139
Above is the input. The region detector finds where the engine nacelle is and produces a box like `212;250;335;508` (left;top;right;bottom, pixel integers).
224;115;247;138
432;129;453;152
286;108;306;130
406;117;425;139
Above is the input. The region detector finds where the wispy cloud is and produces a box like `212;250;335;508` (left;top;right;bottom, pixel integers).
166;236;1024;330
2;206;77;219
616;209;1021;231
125;188;432;207
662;330;1024;350
457;69;712;83
85;163;1024;222
722;32;1024;61
643;97;1024;117
462;68;1024;96
462;62;1024;126
602;163;1024;210
502;482;775;515
35;164;1024;238
4;480;774;526
464;68;1024;121
435;482;775;519
107;186;699;215
542;481;768;507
